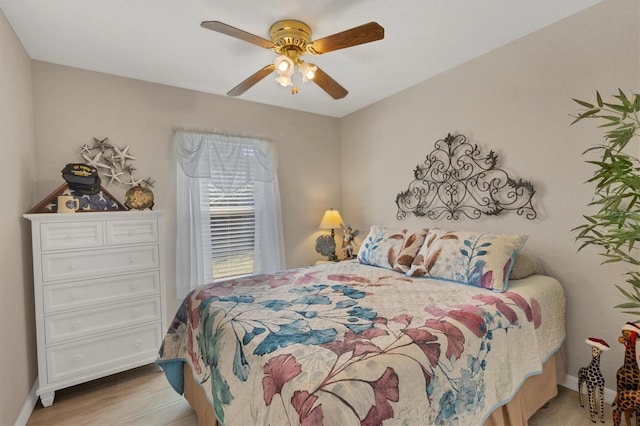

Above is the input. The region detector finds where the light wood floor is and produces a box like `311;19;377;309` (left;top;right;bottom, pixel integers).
27;364;196;426
27;363;614;425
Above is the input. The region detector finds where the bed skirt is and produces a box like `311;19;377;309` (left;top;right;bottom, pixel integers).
182;349;566;426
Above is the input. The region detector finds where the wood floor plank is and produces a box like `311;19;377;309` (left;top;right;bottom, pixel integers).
529;385;614;426
27;364;197;426
27;363;611;425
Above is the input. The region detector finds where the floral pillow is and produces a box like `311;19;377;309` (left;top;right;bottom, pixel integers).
406;229;528;292
357;225;429;273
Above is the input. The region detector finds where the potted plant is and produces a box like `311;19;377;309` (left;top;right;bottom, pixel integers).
572;90;640;315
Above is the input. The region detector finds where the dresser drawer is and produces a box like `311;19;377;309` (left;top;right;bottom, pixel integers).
106;218;158;246
46;324;161;383
41;221;104;251
45;297;161;344
43;271;160;314
42;245;159;282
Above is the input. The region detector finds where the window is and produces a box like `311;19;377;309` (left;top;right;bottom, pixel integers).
207;181;255;280
175;130;285;298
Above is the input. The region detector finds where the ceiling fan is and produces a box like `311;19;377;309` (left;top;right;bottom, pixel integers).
201;19;384;99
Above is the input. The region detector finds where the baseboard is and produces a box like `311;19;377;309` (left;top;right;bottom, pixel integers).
14;378;38;426
563;374;616;405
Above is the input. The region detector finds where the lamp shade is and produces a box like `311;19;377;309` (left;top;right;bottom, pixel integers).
319;209;344;230
274;55;294;76
299;62;317;82
275;74;293;87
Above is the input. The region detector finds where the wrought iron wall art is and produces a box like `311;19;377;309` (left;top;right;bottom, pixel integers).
395;133;537;221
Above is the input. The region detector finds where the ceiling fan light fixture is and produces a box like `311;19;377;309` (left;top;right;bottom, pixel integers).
204;19;383;99
299;62;317;82
274;55;294;76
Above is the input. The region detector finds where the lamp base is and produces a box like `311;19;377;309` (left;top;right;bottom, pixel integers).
315;234;338;262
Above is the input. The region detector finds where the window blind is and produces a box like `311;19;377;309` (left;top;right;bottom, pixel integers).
205;170;256;280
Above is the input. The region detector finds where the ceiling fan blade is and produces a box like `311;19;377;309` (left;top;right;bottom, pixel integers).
308;22;384;55
201;21;275;50
312;67;348;99
227;64;275;97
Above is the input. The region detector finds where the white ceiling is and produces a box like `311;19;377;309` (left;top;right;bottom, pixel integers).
1;0;603;118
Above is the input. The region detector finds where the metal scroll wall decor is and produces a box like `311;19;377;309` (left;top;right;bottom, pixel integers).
395;133;537;220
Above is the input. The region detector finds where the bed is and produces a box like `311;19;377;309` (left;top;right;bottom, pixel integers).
157;228;566;425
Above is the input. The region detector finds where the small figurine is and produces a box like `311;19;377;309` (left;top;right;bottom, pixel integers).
341;224;361;259
578;337;610;423
614;322;640;426
613;390;640;426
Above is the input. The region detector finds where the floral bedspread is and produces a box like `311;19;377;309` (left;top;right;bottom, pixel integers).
157;261;565;425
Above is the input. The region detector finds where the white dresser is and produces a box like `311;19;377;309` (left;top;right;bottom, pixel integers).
23;211;166;407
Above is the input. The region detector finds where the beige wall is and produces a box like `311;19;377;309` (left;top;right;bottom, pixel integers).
340;0;639;385
31;61;342;318
0;9;37;426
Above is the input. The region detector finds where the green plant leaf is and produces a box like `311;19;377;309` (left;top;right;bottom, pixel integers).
615;303;640;309
604;102;632;113
573;98;595;109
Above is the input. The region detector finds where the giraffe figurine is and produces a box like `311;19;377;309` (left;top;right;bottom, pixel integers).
614;322;640;426
613;390;640;426
579;337;610;423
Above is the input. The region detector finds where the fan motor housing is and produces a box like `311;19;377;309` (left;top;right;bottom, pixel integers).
269;20;311;53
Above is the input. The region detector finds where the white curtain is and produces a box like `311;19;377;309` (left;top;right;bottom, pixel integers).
174;130;285;298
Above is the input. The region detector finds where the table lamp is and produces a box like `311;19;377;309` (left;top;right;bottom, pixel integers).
315;208;343;261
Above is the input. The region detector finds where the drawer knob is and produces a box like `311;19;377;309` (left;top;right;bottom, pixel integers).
133;309;140;317
134;339;142;347
129;256;138;264
74;354;83;362
71;292;79;300
72;322;80;329
130;282;138;291
70;263;77;270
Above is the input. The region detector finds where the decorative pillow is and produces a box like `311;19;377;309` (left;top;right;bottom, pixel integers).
407;229;528;292
357;225;429;273
509;253;538;280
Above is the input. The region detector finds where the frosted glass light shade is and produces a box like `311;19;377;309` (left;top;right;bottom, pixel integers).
299;62;317;82
275;75;292;87
274;55;294;76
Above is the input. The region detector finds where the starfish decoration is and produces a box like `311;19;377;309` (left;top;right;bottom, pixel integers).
92;137;111;152
77;137;154;196
81;151;112;170
102;154;118;169
112;145;136;169
104;169;124;185
80;143;92;154
126;175;143;187
142;177;155;188
122;164;137;175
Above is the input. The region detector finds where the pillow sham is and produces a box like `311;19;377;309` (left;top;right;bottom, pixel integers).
406;229;528;292
509;253;538;280
357;225;429;273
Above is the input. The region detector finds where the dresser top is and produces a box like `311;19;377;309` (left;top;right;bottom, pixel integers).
24;210;164;223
